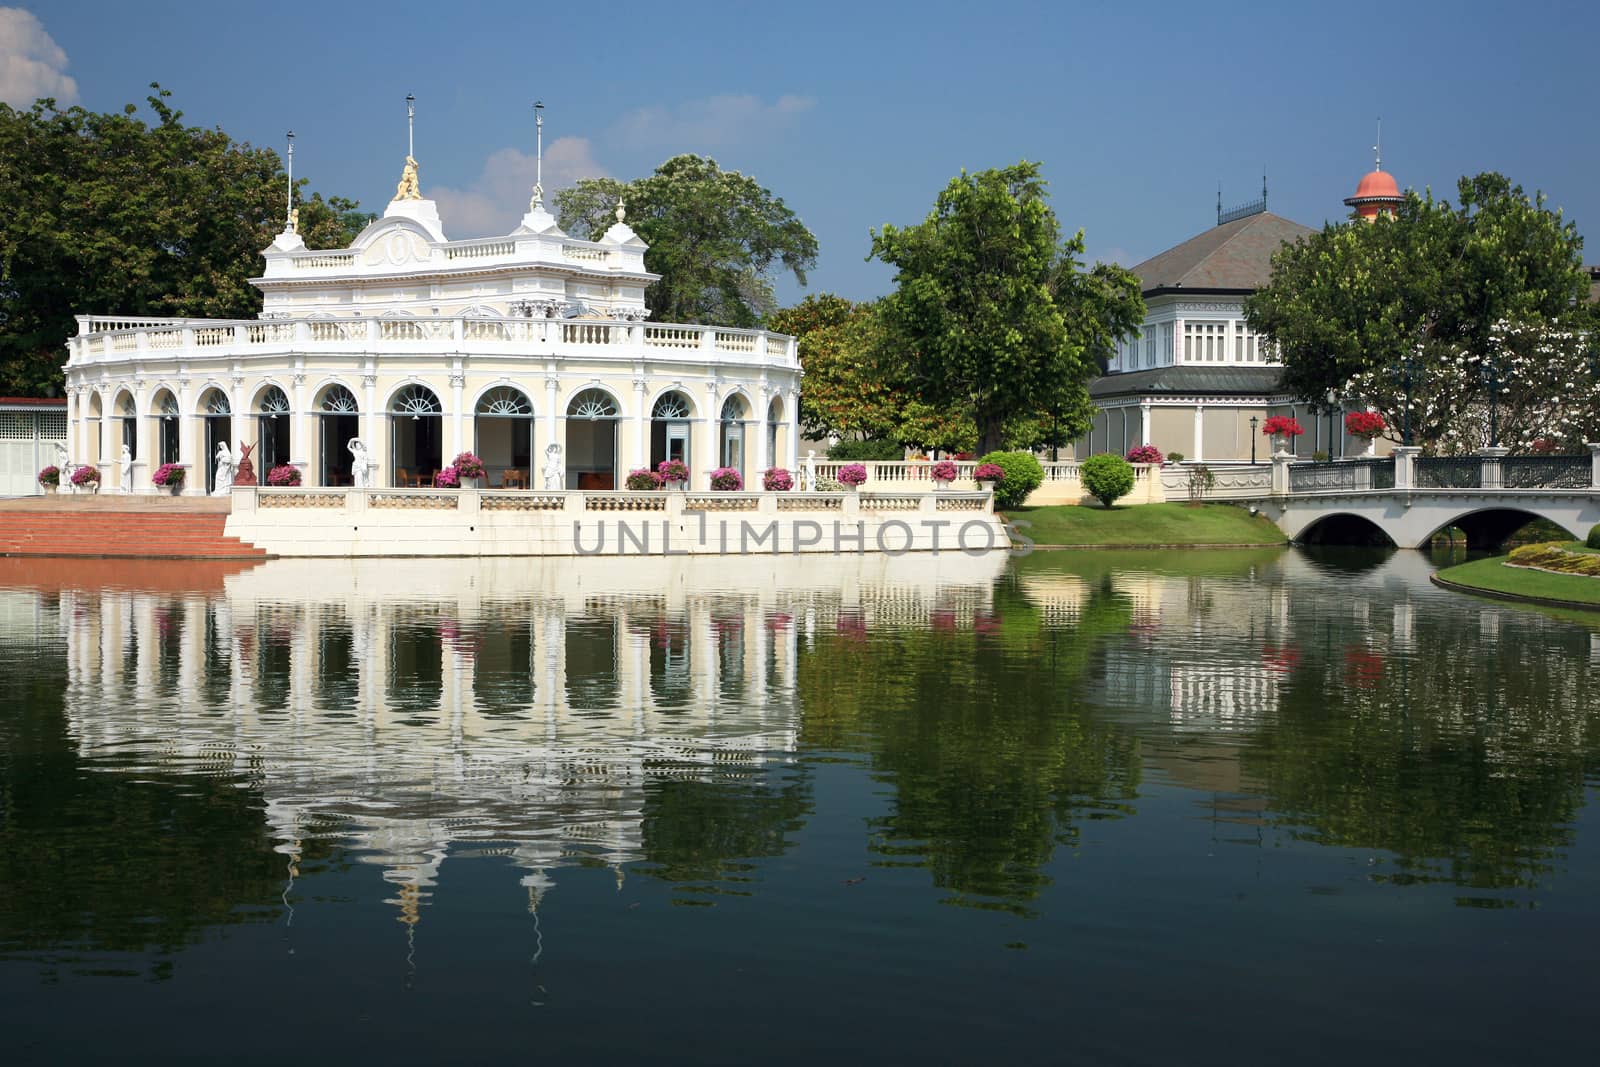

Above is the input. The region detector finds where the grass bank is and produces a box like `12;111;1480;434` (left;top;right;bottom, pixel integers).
1433;551;1600;609
1004;502;1286;548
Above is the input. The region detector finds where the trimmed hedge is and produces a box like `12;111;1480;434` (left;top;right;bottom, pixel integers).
827;438;904;461
1508;542;1600;576
1080;453;1135;508
977;450;1043;509
1589;524;1600;550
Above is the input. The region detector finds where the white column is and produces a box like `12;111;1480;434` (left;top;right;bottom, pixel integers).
785;387;800;472
755;389;771;476
1139;401;1152;447
362;373;377;446
701;380;720;484
290;372;308;477
1192;401;1204;463
1173;318;1186;363
545;376;561;485
450;368;465;460
632;378;648;469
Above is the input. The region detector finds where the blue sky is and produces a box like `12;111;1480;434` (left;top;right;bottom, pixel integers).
7;0;1599;304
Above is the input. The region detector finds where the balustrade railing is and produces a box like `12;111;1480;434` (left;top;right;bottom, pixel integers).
1287;459;1395;492
1415;457;1482;489
1502;455;1592;489
68;315;798;367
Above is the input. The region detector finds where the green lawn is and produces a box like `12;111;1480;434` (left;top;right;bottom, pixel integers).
1003;502;1287;547
1435;555;1600;607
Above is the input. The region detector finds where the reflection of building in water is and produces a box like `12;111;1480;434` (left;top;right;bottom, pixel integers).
1023;565;1289;732
54;554;1003;922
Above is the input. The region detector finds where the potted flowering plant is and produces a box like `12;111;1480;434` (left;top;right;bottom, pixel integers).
762;467;793;491
1261;415;1304;454
973;462;1006;492
837;463;868;490
37;465;60;491
1343;411;1385;439
1126;444;1164;465
930;459;959;488
71;464;101;493
434;465;461;488
451;452;487;488
657;458;689;489
267;464;302;487
625;468;664;491
709;467;743;491
151;462;186;494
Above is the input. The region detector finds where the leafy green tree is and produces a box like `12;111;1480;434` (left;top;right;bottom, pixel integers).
1079;453;1134;508
556;155;818;327
1245;172;1590;421
0;86;372;396
869;162;1143;455
769;293;974;451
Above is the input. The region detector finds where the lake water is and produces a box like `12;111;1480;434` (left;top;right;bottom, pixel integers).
1;550;1597;1065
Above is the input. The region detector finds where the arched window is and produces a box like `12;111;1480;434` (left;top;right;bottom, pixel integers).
204;390;231;416
721;394;748;422
390;384;442;416
476;386;533;416
568;388;619;419
652;392;691;419
320;385;359;413
257;386;291;414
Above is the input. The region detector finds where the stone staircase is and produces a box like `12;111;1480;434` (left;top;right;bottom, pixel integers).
0;500;268;559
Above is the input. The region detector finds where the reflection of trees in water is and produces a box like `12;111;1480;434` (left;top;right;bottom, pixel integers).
799;580;1141;916
0;653;333;978
1245;599;1600;891
638;772;813;893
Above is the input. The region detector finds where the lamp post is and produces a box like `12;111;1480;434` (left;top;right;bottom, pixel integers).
1480;353;1500;448
1249;416;1259;464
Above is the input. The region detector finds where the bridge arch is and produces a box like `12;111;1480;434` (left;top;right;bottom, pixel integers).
1424;507;1577;552
1293;512;1396;548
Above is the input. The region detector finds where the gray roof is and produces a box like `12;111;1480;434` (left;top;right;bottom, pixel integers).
1587;265;1599;304
1131;213;1316;293
1088;365;1287;400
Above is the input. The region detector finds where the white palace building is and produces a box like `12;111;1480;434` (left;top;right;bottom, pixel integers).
61;148;801;495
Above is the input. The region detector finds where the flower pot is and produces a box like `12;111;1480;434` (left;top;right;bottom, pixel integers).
978;479;995;493
460;475;478;490
933;480;952;492
665;479;686;492
166;483;182;496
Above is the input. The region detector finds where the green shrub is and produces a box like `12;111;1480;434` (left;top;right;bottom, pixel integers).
827;438;903;461
1167;452;1185;463
977;450;1044;509
1588;524;1600;550
1079;453;1135;508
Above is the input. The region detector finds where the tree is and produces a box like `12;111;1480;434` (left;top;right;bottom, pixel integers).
0;86;373;396
556;155;818;328
768;293;974;451
1245;172;1590;427
869;161;1144;455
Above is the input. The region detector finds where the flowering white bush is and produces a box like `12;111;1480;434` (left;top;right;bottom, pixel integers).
1341;318;1600;455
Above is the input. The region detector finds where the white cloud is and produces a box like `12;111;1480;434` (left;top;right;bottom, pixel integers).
0;7;77;107
430;135;607;238
609;93;815;151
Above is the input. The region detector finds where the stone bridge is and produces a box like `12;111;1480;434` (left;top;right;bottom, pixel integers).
1239;446;1600;550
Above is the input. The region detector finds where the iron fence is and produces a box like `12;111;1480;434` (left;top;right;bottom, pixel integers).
1415;457;1481;489
1502;455;1592;490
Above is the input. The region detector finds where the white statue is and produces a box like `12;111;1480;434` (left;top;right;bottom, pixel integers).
804;449;817;492
212;442;234;496
119;444;133;494
542;442;564;490
54;442;70;471
348;438;371;488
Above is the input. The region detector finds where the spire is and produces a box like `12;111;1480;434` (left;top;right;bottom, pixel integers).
530;99;545;209
285;130;295;232
393;94;422;201
1374;116;1382;171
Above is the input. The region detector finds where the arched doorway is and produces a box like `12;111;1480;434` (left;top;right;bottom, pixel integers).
389;384;444;487
199;388;232;493
766;395;784;475
317;384;360;486
114;390;138;464
86;392;104;463
255;385;292;484
650;390;694;474
565;388;620;490
719;394;749;483
151;389;180;467
474;386;535;489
